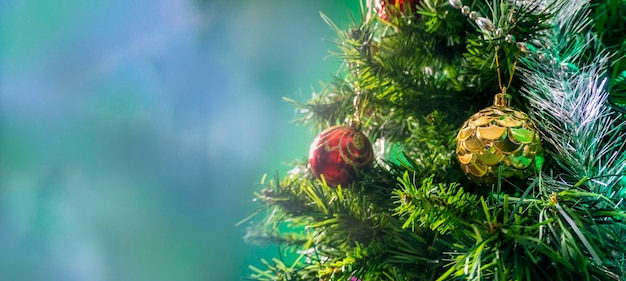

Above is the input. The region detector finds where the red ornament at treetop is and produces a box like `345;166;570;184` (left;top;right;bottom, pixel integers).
308;125;374;187
376;0;418;22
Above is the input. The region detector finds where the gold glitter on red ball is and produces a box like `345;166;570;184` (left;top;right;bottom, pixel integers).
308;126;374;186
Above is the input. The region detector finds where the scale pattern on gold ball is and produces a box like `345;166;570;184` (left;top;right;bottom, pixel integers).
455;94;543;184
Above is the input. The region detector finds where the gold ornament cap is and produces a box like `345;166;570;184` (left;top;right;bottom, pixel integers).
493;92;511;107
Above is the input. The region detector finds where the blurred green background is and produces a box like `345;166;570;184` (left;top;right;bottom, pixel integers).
0;0;359;280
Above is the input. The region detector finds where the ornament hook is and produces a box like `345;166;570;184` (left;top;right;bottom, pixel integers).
494;92;511;107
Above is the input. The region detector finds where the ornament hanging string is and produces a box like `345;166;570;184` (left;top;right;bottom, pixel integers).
494;46;519;97
353;89;361;127
351;61;369;129
352;88;370;129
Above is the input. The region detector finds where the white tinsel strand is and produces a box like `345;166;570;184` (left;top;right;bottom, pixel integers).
520;0;626;197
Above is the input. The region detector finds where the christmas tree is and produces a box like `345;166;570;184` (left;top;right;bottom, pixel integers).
242;0;626;280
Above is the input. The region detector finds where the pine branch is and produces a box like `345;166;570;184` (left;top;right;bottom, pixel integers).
439;184;626;280
393;173;478;235
245;166;446;280
520;0;626;197
592;0;626;107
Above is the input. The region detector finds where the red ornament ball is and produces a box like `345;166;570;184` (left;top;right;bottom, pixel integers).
376;0;418;22
308;126;374;187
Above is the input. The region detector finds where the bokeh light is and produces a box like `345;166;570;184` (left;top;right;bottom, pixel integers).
0;0;358;280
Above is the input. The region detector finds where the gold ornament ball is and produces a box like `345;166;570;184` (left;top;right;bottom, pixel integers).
455;93;542;184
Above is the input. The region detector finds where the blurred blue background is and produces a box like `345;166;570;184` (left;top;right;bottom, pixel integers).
0;0;358;280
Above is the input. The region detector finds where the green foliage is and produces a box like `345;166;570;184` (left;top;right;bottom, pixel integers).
462;0;560;97
244;0;626;280
592;0;626;107
401;111;459;179
440;186;626;281
519;0;626;198
394;173;477;235
245;166;447;281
